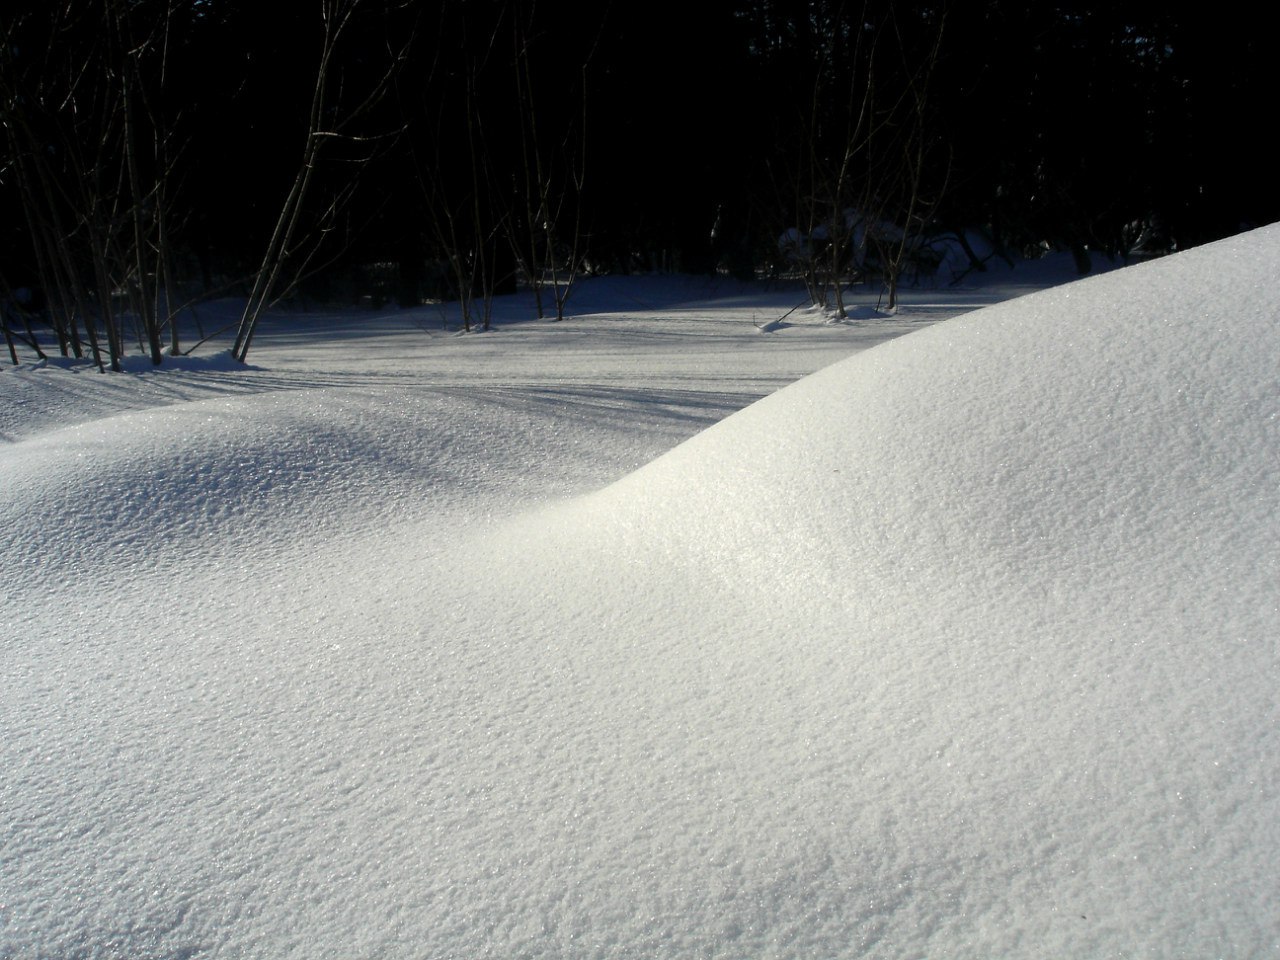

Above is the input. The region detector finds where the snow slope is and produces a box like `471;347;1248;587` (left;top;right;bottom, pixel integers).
1;238;1277;958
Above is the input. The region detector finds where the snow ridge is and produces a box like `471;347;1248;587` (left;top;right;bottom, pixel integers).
2;230;1277;958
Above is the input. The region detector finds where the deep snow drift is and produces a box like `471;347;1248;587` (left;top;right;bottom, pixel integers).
2;233;1277;958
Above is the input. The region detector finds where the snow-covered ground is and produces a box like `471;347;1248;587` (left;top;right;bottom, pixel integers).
2;239;1276;958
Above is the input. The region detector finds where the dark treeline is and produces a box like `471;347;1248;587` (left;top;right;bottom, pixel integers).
1;0;1274;363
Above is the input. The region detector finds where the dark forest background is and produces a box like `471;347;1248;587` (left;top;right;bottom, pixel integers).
2;0;1274;365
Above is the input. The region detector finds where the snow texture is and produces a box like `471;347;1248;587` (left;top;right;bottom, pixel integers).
2;232;1277;958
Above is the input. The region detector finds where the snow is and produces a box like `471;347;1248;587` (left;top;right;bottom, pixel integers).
2;237;1277;958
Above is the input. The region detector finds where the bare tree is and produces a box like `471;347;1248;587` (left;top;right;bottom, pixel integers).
2;3;112;368
863;8;948;312
779;2;948;317
230;0;411;363
506;5;595;322
414;16;502;334
411;2;517;334
1;0;196;371
409;1;601;333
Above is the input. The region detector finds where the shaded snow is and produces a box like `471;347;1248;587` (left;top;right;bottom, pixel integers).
1;243;1276;958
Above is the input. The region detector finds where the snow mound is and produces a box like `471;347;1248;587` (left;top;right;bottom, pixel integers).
504;225;1280;954
2;227;1277;959
586;228;1277;609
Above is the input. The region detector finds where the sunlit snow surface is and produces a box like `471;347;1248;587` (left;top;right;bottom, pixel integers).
2;237;1277;958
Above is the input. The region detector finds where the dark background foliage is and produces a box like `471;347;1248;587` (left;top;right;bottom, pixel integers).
2;0;1275;309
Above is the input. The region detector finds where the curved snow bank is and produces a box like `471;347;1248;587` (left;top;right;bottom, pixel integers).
505;225;1280;954
588;231;1276;602
2;227;1277;960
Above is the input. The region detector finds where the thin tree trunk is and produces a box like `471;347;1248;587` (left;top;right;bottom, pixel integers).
233;1;346;363
1;307;20;365
122;72;162;366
